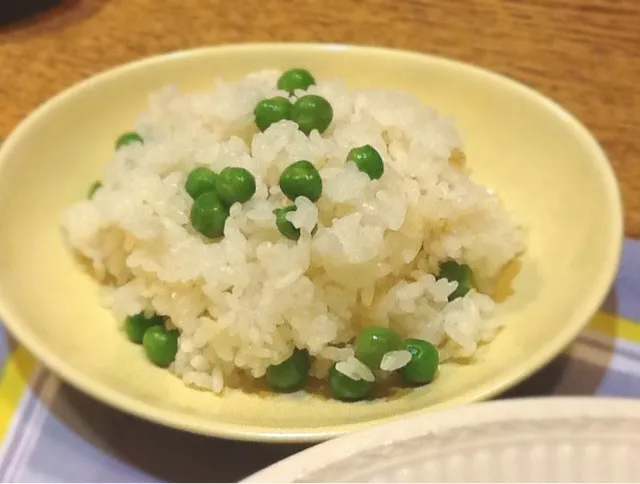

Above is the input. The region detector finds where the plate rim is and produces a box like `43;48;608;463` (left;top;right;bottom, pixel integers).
244;396;640;481
0;42;624;443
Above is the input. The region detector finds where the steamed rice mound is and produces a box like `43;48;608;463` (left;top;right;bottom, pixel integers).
63;70;525;394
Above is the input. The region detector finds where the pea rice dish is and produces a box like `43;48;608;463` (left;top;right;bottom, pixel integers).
63;68;525;401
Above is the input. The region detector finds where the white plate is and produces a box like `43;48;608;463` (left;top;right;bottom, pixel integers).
245;397;640;482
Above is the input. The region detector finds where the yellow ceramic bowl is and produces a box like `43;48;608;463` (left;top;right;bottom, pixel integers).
0;44;622;443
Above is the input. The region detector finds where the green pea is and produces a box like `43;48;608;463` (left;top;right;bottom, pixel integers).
254;96;293;132
355;327;404;370
115;131;143;150
88;181;102;199
290;95;333;135
279;160;323;202
274;207;319;241
215;167;256;206
401;338;439;385
142;326;179;367
185;167;218;200
438;260;473;301
266;348;310;391
274;206;301;241
347;144;384;180
125;312;164;344
277;68;316;94
190;191;229;238
329;363;373;401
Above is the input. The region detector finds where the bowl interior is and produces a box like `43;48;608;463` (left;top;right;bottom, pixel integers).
0;44;621;441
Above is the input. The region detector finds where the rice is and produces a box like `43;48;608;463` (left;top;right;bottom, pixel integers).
62;70;525;394
336;357;376;383
380;350;413;372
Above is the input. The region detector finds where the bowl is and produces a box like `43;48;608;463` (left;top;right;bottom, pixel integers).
0;43;622;442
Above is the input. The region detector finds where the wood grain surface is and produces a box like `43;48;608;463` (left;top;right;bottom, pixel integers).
1;0;638;234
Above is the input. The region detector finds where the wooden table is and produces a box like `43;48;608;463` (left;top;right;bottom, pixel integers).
1;0;639;235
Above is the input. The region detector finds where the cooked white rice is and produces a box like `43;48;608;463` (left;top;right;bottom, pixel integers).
380;350;413;372
62;70;525;394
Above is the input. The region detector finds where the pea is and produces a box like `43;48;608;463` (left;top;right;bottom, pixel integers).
401;338;439;385
347;145;384;180
438;260;473;301
115;131;143;150
125;312;164;344
266;348;310;391
329;363;373;401
215;167;256;206
185;167;218;200
142;326;179;367
277;68;316;94
279;160;323;202
254;96;293;132
355;327;404;370
274;206;301;241
290;95;333;135
88;181;102;199
190;191;229;238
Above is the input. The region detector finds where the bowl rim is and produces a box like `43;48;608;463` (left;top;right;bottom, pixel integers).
0;42;624;443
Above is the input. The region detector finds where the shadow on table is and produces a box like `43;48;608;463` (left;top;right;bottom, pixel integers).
49;383;309;483
0;326;307;482
0;0;105;39
504;351;597;398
